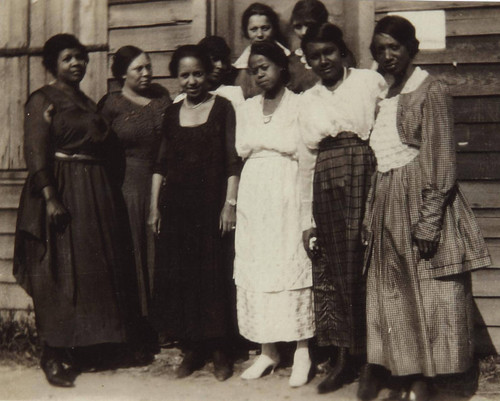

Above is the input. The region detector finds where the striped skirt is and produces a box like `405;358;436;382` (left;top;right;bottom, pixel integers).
312;132;375;352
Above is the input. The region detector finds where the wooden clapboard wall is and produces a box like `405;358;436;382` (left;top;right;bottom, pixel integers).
375;0;500;354
107;0;209;99
0;0;108;313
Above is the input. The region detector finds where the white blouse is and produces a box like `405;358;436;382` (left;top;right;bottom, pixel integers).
370;67;429;172
298;68;387;230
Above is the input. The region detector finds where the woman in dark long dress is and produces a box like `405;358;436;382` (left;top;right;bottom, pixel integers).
98;46;171;319
13;34;139;387
360;16;491;401
148;45;242;381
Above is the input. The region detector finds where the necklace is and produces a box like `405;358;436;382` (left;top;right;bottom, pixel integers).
184;94;213;109
262;89;285;124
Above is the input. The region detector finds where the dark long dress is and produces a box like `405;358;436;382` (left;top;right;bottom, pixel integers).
13;85;138;348
98;85;171;316
150;96;242;342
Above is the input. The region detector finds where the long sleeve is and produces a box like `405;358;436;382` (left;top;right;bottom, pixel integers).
413;80;456;242
298;134;317;231
24;91;55;194
224;100;242;177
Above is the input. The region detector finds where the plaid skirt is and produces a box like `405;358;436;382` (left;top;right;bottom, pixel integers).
366;157;475;376
312;133;375;352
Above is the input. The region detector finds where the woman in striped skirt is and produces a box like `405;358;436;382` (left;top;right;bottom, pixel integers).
298;23;386;394
361;16;490;401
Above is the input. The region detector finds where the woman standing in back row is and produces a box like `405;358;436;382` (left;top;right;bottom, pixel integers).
361;16;491;401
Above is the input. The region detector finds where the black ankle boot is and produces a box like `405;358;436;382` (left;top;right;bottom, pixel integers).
317;347;352;394
212;348;233;381
41;345;76;387
176;346;205;379
357;363;386;401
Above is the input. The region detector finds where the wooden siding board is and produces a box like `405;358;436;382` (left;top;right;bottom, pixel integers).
80;51;109;102
0;210;17;235
422;64;500;97
486;239;500;268
472;268;500;297
447;7;500;37
0;234;14;260
109;0;193;28
0;260;15;284
475;298;500;327
8;56;28;169
460;181;500;209
457;152;500;180
0;283;32;310
475;326;500;354
454;97;500;123
0;0;29;48
0;184;23;210
109;24;192;53
0;58;9;169
78;0;108;45
376;1;497;12
455;123;500;152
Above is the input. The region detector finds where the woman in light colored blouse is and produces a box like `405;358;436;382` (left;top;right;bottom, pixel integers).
298;22;386;395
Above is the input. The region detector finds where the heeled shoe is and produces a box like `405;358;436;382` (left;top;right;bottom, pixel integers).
176;349;205;379
357;364;383;401
289;351;312;387
212;349;233;382
41;357;75;388
241;354;280;380
317;347;351;394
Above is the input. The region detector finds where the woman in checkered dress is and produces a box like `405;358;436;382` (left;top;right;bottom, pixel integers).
360;16;491;401
298;23;386;394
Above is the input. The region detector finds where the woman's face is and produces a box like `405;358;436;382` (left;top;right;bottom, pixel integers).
292;19;314;40
248;54;282;93
56;48;87;85
247;15;274;43
372;33;412;77
208;55;230;87
177;56;209;101
123;52;152;93
304;41;343;85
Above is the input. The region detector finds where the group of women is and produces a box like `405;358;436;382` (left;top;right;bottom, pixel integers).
14;1;491;400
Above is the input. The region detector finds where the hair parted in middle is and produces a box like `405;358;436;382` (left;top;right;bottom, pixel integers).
169;44;213;78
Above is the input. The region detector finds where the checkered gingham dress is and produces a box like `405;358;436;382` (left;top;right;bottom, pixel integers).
365;69;490;377
312;132;375;353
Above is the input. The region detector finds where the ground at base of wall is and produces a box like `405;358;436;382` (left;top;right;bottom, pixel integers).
0;348;499;401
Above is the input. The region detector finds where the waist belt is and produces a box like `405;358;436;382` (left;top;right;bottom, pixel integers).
54;151;103;162
319;132;368;150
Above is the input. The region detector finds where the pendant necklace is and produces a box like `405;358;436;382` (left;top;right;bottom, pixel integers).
262;91;285;124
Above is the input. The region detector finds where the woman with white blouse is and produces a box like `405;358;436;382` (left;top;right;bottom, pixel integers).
234;40;314;388
298;23;386;394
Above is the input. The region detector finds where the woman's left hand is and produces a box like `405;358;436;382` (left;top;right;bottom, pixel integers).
219;203;236;237
414;237;439;260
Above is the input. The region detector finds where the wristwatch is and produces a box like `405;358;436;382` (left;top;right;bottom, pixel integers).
226;199;237;207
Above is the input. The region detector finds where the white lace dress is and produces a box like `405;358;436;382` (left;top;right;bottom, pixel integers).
234;88;314;343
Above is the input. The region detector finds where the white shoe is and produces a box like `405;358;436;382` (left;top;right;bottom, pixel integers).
289;350;311;387
241;354;279;380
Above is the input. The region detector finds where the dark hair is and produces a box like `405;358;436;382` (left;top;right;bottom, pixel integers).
198;36;231;62
370;15;420;59
301;22;349;58
111;45;145;84
241;2;285;45
42;34;88;76
291;0;328;25
249;40;290;84
169;44;213;78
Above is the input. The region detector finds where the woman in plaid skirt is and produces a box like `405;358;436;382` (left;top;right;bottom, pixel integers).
361;16;491;401
298;23;386;394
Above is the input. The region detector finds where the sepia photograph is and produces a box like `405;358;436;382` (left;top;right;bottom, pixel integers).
1;0;500;400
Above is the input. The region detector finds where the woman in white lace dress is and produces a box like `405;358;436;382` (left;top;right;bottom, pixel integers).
234;40;314;388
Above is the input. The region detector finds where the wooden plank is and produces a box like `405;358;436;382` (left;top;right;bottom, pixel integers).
109;24;192;53
0;58;9;169
0;259;15;284
0;184;23;209
29;55;51;95
0;234;14;260
107;52;173;79
485;239;500;268
475;325;500;354
78;0;108;45
460;181;500;209
376;1;497;13
475;298;500;327
415;35;500;65
455;123;500;152
422;64;500;97
447;7;500;36
8;56;28;170
454;97;500;123
109;0;193;28
457;152;500;180
0;0;29;48
80;51;108;103
472;268;500;297
0;210;17;235
0;283;32;310
190;0;207;43
476;216;500;239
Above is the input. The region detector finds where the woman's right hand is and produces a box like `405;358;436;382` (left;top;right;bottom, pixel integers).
148;208;161;235
46;198;70;230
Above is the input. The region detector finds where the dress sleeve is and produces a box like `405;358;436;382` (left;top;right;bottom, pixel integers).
224;100;243;177
298;133;317;231
413;80;456;242
24;91;55;194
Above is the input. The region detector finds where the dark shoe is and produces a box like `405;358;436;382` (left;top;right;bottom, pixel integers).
213;349;233;382
41;358;75;387
176;349;204;379
357;364;383;401
317;347;353;394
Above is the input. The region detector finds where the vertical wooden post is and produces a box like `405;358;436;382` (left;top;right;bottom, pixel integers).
213;0;235;57
343;0;375;69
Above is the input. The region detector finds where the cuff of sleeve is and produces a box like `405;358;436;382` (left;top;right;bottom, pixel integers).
30;169;54;194
413;221;441;243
